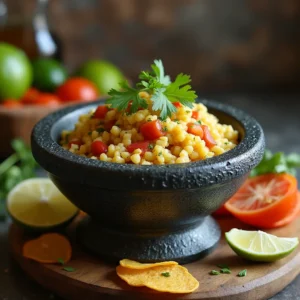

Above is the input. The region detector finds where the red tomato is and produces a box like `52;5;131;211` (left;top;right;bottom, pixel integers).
173;102;181;108
56;77;99;102
68;139;82;148
126;141;150;154
94;105;109;119
33;93;61;107
91;141;108;156
192;111;200;120
104;120;116;131
201;125;217;149
1;99;23;108
140;120;164;140
187;122;204;138
21;88;40;105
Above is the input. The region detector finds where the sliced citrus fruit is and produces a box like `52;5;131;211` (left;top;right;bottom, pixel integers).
225;228;299;262
224;174;298;228
7;178;78;231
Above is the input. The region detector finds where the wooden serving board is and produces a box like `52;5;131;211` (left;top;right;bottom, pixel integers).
9;216;300;300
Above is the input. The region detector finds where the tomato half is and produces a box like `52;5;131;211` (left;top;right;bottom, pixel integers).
140;120;164;140
187;123;204;138
126;141;150;154
91;141;108;156
1;99;23;108
201;125;217;149
56;77;99;102
224;174;298;228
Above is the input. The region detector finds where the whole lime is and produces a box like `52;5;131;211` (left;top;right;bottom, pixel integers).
0;43;33;100
77;60;125;95
32;58;67;92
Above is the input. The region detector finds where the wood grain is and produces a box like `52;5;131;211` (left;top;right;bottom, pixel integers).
9;216;300;300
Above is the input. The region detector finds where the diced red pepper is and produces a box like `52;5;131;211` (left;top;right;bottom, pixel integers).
91;141;108;156
201;125;217;149
140;120;164;140
126;141;150;155
94;105;109;119
187;122;204;138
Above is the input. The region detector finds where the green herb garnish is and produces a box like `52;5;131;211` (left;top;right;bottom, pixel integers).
57;258;65;265
62;266;76;272
210;270;220;275
220;268;231;274
148;144;154;150
250;150;300;177
106;59;197;120
163;126;168;132
161;272;170;277
0;139;38;218
237;269;247;277
197;120;202;124
96;128;105;133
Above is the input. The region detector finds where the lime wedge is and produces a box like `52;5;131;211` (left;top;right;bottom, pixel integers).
7;178;78;231
225;228;299;262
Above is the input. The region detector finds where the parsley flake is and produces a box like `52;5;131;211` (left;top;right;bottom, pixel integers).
197;120;202;124
220;268;231;274
57;258;65;265
217;264;229;269
148;144;154;150
161;272;170;277
62;266;76;272
96;128;105;133
238;269;247;277
210;270;220;275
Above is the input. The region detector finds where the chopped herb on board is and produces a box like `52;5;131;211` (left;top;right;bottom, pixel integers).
210;270;220;275
62;266;76;272
237;269;247;277
220;268;231;274
217;264;229;269
57;258;65;265
161;272;171;277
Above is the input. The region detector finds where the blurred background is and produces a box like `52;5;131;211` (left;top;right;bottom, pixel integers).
1;0;300;93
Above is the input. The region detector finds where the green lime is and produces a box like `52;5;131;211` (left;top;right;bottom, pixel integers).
7;178;78;232
77;60;125;95
32;58;67;92
0;43;32;100
225;228;299;262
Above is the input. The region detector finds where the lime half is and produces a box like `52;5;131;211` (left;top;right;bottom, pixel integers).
225;228;299;262
7;178;78;232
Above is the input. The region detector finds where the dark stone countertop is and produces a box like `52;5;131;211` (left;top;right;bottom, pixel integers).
0;93;299;300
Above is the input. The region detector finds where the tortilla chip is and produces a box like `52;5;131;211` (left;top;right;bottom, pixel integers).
119;259;178;269
116;264;199;293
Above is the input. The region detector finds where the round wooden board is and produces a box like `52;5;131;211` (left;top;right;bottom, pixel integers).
9;215;300;300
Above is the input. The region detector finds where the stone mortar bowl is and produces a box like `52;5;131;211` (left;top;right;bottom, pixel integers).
31;99;265;264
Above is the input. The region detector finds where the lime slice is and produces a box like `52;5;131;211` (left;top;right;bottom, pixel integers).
7;178;78;231
225;228;299;262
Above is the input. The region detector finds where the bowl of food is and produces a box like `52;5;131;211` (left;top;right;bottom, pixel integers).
31;60;265;263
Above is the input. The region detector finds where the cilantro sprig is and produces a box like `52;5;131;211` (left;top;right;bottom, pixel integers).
250;150;300;177
106;59;197;120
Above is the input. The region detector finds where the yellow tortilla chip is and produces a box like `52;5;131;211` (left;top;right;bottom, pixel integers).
116;264;199;293
119;259;178;270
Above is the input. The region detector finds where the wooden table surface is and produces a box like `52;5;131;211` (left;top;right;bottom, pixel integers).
0;93;299;300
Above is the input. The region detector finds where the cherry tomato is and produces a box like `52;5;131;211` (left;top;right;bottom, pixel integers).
140;120;164;140
201;125;217;149
1;99;23;108
187;122;204;138
192;111;200;120
68;139;82;148
127;141;150;154
94;105;109;119
21;88;40;105
224;174;298;228
56;77;99;102
173;102;181;108
33;93;61;107
91;141;108;156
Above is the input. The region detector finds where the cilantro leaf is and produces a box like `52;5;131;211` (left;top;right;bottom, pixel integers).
106;81;147;114
151;88;177;120
151;59;171;86
164;73;197;108
250;150;300;177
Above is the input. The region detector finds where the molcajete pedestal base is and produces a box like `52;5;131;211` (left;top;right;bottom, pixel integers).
76;216;220;264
